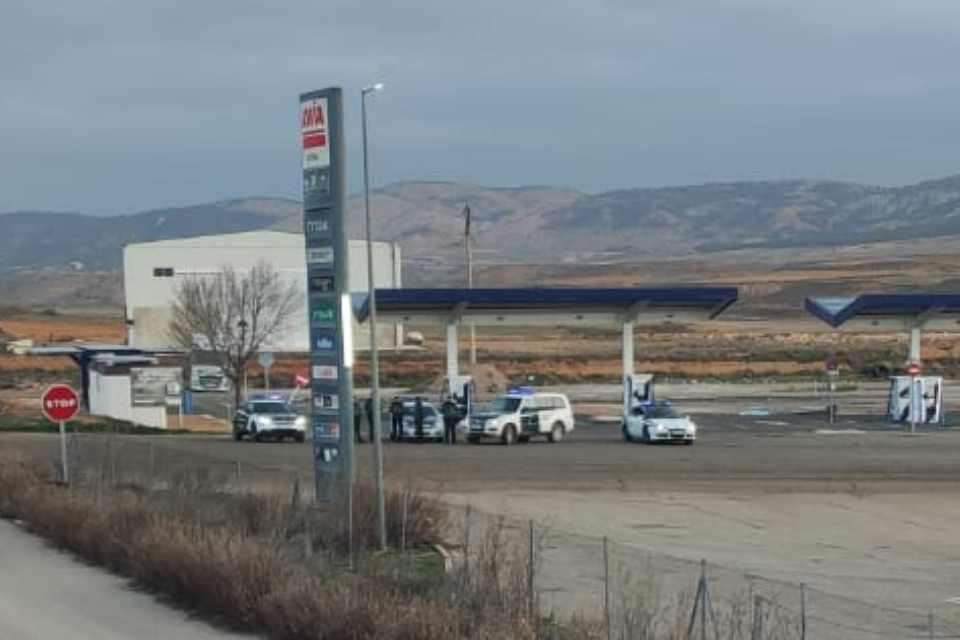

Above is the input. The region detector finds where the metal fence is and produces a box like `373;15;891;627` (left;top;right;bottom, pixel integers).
52;434;960;639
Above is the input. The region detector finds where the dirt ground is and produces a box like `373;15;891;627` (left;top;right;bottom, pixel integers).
3;415;960;637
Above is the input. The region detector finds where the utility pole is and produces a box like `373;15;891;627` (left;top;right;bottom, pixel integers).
361;82;387;551
464;204;476;365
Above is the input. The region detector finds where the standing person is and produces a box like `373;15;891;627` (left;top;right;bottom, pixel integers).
413;396;425;440
365;396;375;443
353;398;364;443
440;394;461;445
389;396;404;441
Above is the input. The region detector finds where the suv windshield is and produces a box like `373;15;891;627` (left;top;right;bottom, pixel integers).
483;397;521;414
648;405;681;419
251;402;290;414
403;404;437;418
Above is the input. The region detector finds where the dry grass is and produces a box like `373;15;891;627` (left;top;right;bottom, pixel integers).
0;453;537;639
0;448;803;639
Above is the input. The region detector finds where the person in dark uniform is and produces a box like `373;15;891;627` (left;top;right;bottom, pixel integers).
389;397;404;441
353;398;364;443
365;396;375;443
440;394;461;445
413;396;425;440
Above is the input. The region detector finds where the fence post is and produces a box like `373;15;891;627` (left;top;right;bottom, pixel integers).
603;536;611;640
291;475;301;510
401;491;408;553
800;583;806;640
751;595;762;640
528;519;535;620
463;505;472;586
149;441;156;479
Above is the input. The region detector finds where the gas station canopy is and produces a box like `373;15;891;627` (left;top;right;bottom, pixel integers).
805;294;960;331
357;287;739;326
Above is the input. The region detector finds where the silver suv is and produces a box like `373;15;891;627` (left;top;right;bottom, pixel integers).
233;395;306;442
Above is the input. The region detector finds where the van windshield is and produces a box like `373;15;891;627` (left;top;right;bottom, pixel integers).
483;397;521;414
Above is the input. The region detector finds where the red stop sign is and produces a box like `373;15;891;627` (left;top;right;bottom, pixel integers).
41;385;80;422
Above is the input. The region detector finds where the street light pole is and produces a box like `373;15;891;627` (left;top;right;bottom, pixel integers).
361;82;387;551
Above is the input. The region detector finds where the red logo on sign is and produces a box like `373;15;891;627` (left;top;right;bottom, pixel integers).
295;373;310;388
41;385;80;422
301;101;327;150
905;362;922;376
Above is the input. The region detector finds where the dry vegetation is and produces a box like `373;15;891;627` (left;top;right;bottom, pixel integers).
0;444;801;639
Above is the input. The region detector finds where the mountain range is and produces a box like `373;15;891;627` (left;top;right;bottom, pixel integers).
4;174;960;272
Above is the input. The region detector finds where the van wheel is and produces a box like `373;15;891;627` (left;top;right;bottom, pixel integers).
501;424;517;445
548;422;565;443
642;425;651;444
622;424;633;442
233;430;242;442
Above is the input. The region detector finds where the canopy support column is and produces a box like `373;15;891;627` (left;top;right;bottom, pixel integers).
446;321;459;392
622;320;635;417
909;325;922;364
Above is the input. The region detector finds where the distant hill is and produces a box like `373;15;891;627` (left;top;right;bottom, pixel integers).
0;198;299;270
5;176;960;273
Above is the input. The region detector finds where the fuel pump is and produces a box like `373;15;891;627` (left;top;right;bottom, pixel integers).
623;374;655;422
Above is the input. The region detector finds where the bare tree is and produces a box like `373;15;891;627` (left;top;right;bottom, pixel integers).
168;262;304;408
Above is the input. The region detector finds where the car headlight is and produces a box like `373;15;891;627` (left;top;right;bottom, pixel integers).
256;416;273;427
294;416;307;429
655;424;667;433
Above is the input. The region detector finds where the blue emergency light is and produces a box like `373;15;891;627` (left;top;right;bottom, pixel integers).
507;386;535;396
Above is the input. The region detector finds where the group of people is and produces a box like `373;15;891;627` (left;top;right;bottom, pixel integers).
350;394;466;445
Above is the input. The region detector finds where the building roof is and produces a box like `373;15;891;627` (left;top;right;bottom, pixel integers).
124;230;388;251
356;287;737;326
805;294;960;328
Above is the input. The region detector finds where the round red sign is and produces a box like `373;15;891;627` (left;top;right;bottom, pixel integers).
41;385;80;422
905;362;922;377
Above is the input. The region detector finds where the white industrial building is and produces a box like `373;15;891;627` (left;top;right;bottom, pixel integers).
123;230;402;352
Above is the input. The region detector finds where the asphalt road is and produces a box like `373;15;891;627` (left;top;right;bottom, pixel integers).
60;413;959;495
0;519;254;640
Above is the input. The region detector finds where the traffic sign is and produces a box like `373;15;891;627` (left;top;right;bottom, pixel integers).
905;362;922;376
41;385;80;422
257;352;275;368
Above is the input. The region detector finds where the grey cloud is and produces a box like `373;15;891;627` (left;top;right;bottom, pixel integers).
2;1;960;213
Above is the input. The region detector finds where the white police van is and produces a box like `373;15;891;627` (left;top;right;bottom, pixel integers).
467;388;574;444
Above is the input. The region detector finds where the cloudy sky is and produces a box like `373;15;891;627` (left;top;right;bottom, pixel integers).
3;0;960;214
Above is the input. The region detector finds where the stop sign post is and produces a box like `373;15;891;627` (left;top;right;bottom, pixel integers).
41;384;79;484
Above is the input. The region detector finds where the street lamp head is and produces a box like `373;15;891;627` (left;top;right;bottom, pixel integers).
362;82;385;94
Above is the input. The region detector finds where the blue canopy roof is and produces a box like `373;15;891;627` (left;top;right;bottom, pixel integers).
805;294;960;328
356;287;737;322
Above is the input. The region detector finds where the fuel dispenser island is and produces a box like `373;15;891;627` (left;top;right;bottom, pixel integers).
623;373;655;423
887;369;943;427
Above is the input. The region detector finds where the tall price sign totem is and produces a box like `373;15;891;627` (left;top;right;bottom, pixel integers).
300;88;354;501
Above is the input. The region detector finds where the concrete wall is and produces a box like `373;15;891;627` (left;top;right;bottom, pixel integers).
123;231;401;352
88;369;167;428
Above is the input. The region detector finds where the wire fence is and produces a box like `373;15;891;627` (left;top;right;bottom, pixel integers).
48;433;960;639
528;520;960;640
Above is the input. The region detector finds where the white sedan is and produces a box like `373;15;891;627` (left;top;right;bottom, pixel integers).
623;402;696;445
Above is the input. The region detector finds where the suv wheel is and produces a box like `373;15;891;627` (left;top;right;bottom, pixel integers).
548;422;564;443
501;424;517;445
